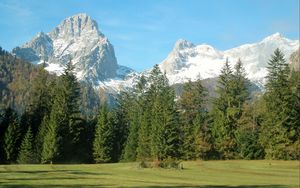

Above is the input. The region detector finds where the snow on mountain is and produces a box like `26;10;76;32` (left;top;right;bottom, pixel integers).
13;13;132;86
160;33;299;87
11;13;299;93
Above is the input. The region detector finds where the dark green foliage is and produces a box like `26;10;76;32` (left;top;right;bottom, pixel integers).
41;60;83;163
122;119;139;161
80;82;101;118
1;45;299;163
35;116;49;162
3;109;20;163
112;107;130;162
211;59;250;159
146;65;181;161
41;114;59;163
236;102;264;159
136;76;151;161
260;49;300;159
26;65;53;136
122;65;180;162
17;126;35;164
93;104;115;163
79;118;97;163
0;108;12;162
178;79;210;160
120;91;139;162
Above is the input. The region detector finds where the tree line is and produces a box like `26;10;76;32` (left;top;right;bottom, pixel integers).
0;48;299;164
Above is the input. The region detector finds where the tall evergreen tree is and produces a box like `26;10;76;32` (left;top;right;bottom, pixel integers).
148;65;180;161
179;79;209;160
3;109;20;163
0;108;16;163
135;75;152;161
260;48;299;159
211;59;235;159
41;112;59;164
41;60;82;163
236;102;264;159
93;104;115;163
27;65;52;136
211;59;249;159
17;126;35;164
120;90;139;161
122;75;148;161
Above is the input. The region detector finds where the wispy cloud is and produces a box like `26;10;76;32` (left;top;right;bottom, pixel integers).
0;1;32;18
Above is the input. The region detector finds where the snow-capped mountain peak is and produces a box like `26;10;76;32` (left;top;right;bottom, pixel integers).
160;33;299;86
12;13;132;85
49;13;103;40
174;39;195;50
261;32;283;42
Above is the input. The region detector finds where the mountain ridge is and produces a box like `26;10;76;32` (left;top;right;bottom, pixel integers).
12;13;133;86
159;32;299;87
11;13;299;92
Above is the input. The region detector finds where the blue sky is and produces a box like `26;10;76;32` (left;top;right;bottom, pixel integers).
0;0;299;71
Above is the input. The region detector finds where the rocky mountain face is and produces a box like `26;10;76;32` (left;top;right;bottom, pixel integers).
13;13;133;85
160;33;299;87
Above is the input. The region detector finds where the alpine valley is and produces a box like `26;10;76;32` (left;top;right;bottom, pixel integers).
1;3;300;177
10;13;300;97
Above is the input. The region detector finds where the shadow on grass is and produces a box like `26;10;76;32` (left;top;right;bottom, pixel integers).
0;185;290;188
122;186;291;188
0;185;110;188
0;169;109;176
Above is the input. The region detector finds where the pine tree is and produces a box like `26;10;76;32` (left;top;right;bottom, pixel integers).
3;110;20;163
161;87;181;160
110;109;128;162
60;61;82;161
93;104;115;163
0;108;17;163
260;48;299;159
148;65;180;161
41;114;59;164
41;60;82;163
135;75;152;161
211;59;249;159
35;116;49;162
236;102;264;159
27;65;52;136
211;59;235;159
120;90;139;161
122;118;139;161
229;59;249;120
122;75;148;161
288;69;300;159
17;126;35;164
179;79;209;160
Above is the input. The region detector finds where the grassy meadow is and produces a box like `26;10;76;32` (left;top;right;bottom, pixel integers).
0;160;299;188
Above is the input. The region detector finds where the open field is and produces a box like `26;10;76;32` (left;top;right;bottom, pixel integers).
0;160;299;188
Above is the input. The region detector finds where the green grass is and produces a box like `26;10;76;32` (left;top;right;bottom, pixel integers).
0;160;299;188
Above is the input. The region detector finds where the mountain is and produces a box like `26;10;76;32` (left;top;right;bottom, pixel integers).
160;33;299;87
81;32;299;95
13;13;134;85
11;13;299;92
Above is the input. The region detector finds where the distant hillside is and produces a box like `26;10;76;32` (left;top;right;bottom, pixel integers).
0;47;100;116
0;47;38;112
